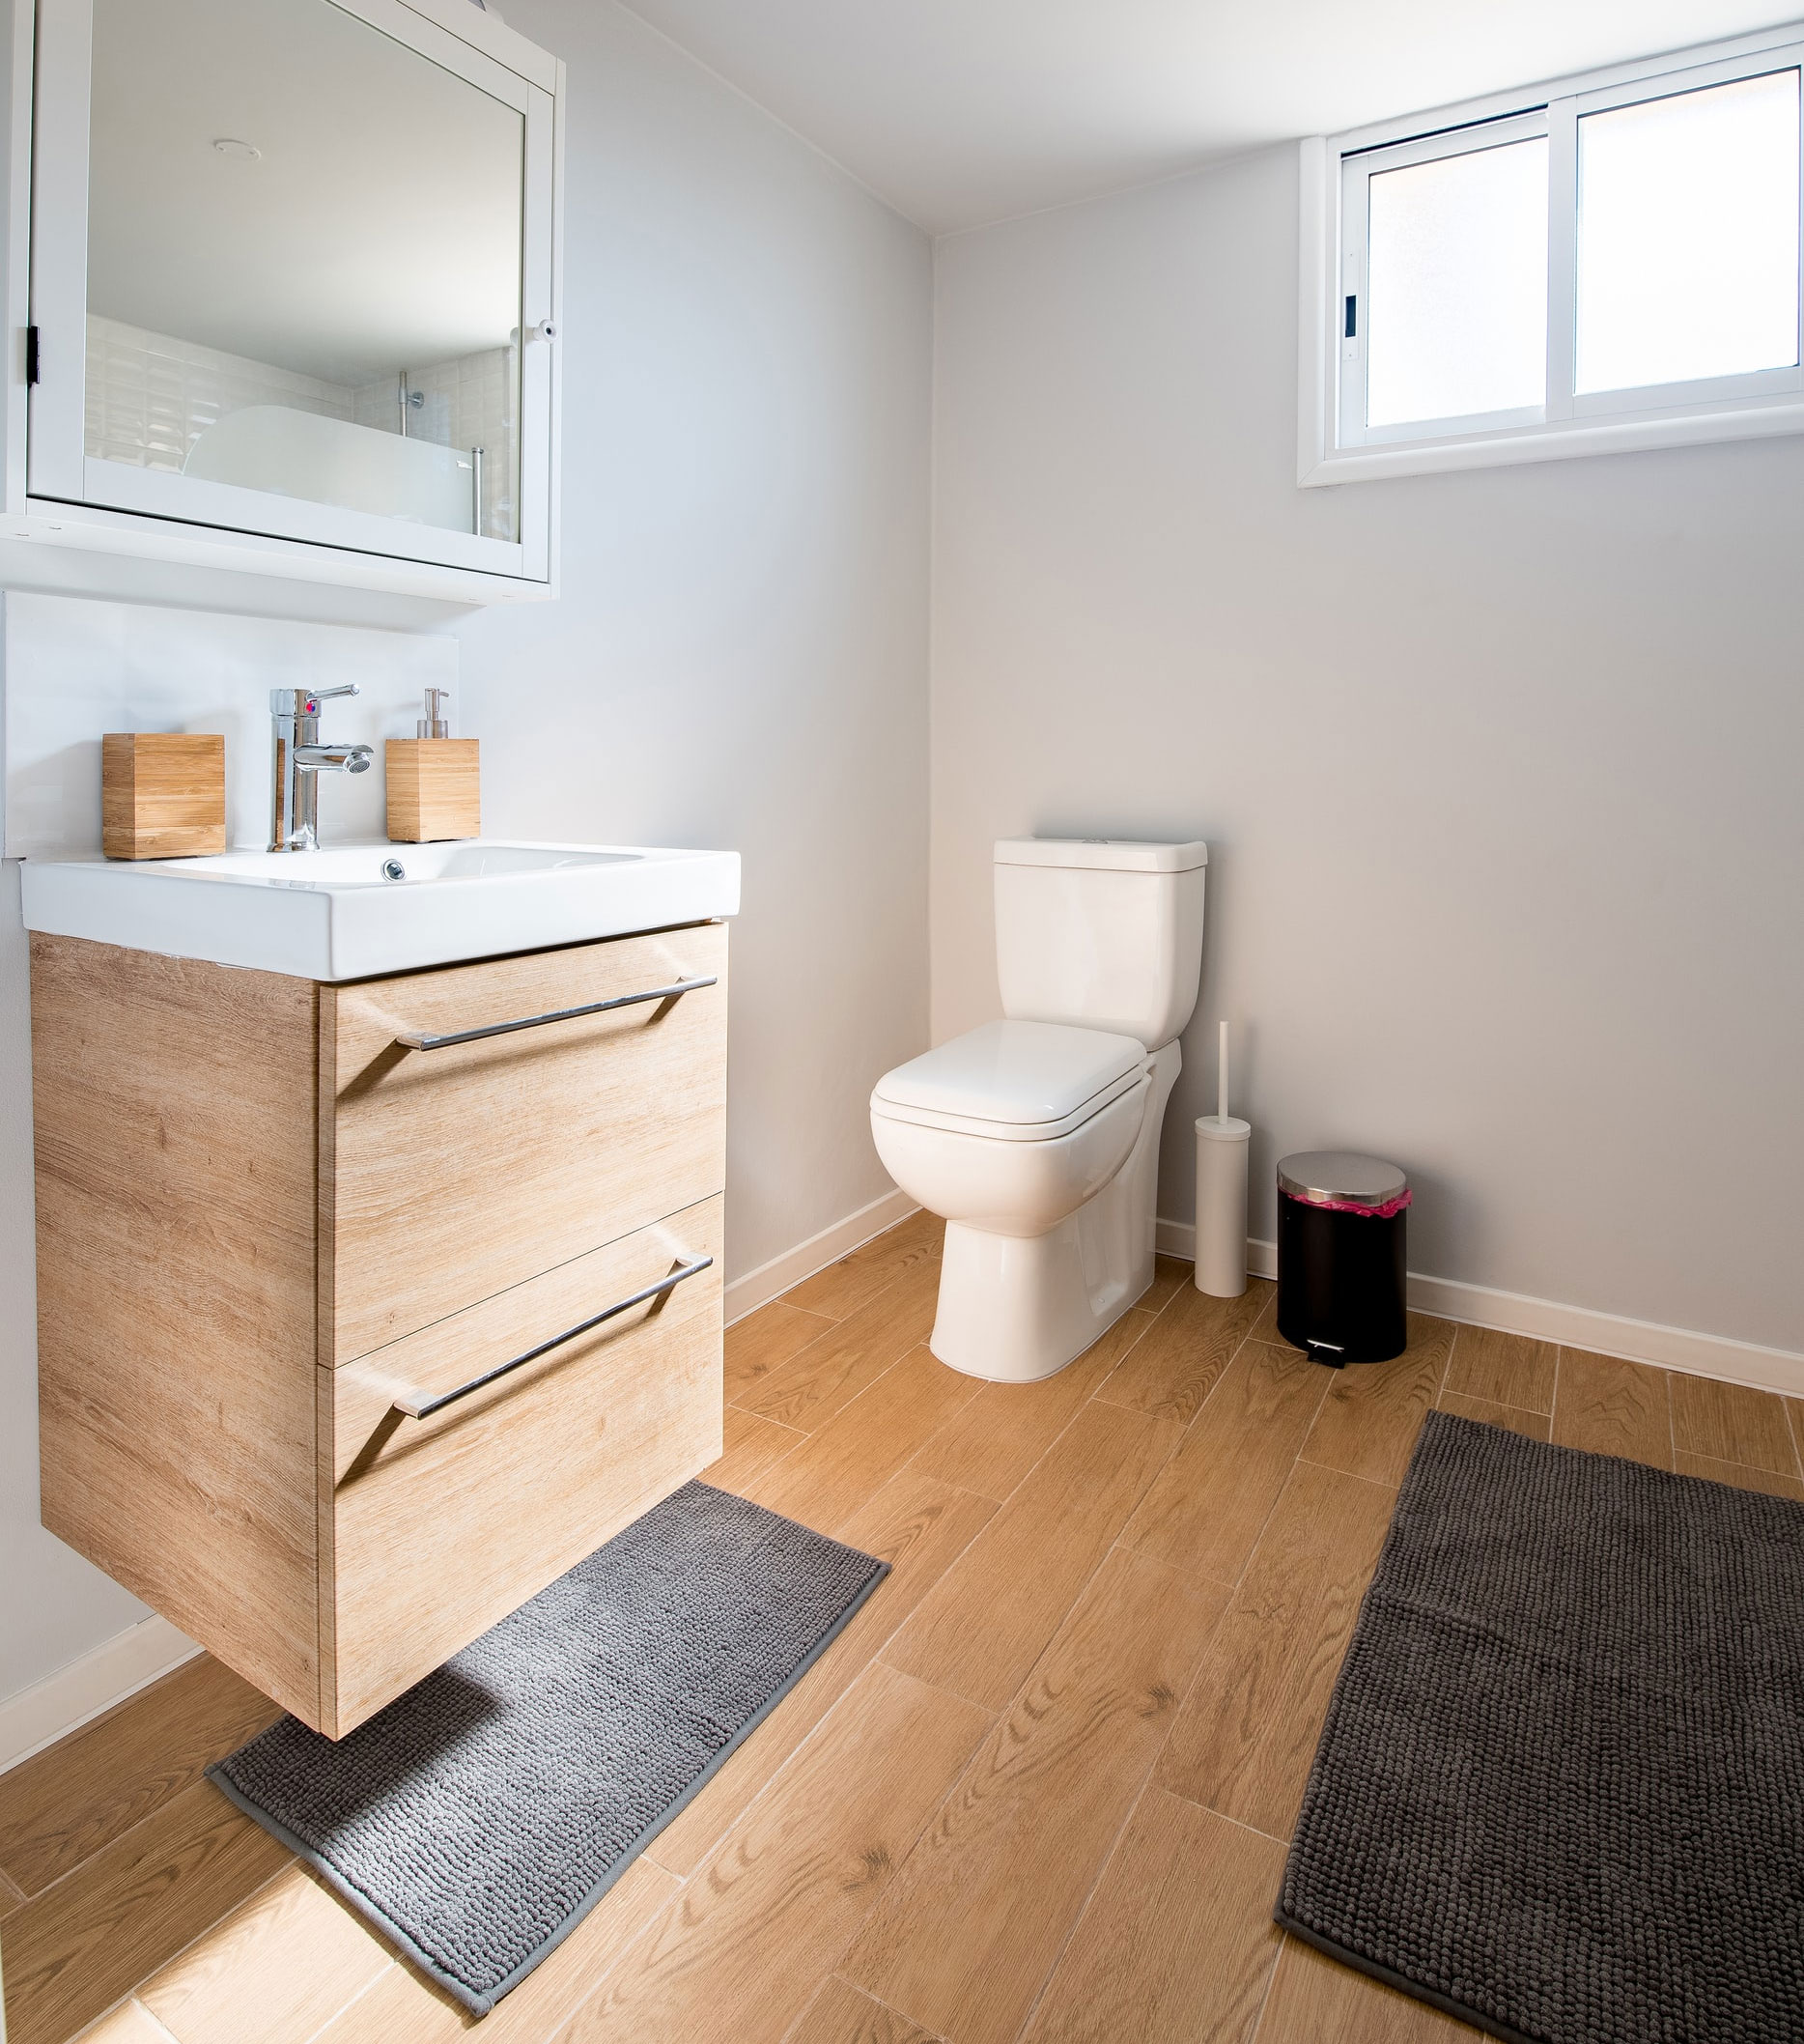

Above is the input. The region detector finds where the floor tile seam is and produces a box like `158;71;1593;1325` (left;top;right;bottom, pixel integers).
73;1996;184;2044
1083;1301;1168;1409
782;1237;940;1325
803;1688;1010;2039
1440;1389;1550;1431
1103;1526;1240;1607
742;1259;941;1426
1671;1377;1800;1481
653;1483;1003;1879
825;1488;1003;1674
1000;1773;1160;2044
907;1356;1167;1524
1150;1775;1290;1849
1001;1590;1256;2044
1291;1451;1402;1496
898;1359;1191;1608
0;1855;27;1907
720;1417;815;1492
541;1863;700;2044
1130;1403;1330;1605
686;1659;999;1905
293;1958;400;2044
3;1793;296;1942
781;1337;948;1455
72;1856;300;2035
841;1975;952;2043
1169;1322;1280;1438
0;1737;254;1903
1244;1927;1290;2043
1783;1396;1804;1482
725;1314;899;1431
821;1252;944;1329
876;1482;1148;1717
774;1975;947;2044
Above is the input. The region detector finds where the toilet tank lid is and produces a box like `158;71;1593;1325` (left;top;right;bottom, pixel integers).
995;837;1208;873
872;1019;1146;1127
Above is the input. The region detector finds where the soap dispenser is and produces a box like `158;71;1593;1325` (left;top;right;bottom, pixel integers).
386;688;481;842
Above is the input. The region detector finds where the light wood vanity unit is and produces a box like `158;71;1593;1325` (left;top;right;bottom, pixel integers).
30;921;727;1736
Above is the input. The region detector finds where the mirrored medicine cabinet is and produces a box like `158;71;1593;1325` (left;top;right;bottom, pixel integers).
13;0;562;603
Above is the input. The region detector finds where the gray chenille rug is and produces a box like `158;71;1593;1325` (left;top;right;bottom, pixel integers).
209;1481;888;2015
1278;1410;1804;2044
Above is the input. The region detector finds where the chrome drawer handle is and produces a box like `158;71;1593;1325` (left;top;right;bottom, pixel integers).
395;975;719;1053
391;1255;714;1420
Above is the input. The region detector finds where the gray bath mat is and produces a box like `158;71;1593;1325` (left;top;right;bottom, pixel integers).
1277;1410;1804;2043
209;1481;888;2015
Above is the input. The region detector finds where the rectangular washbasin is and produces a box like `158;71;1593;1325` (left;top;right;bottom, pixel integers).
20;840;742;981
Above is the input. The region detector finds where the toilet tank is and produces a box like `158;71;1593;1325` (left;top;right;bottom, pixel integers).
994;839;1208;1050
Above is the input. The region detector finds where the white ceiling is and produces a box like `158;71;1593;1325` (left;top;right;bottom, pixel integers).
621;0;1800;234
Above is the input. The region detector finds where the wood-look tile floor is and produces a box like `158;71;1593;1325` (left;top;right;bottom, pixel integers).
6;1210;1801;2044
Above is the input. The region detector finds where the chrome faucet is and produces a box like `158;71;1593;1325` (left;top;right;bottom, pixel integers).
269;686;376;852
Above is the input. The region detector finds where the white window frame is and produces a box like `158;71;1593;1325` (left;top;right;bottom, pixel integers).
1300;23;1804;486
26;0;558;584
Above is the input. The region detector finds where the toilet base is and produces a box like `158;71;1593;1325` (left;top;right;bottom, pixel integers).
928;1042;1180;1383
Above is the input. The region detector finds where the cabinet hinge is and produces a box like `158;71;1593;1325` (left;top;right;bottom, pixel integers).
25;325;38;385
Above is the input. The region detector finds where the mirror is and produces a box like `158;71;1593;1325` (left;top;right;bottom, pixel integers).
83;0;525;542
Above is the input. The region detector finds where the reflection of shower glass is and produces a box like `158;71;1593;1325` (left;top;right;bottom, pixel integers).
83;0;525;541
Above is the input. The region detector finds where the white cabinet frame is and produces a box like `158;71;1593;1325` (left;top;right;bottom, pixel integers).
9;0;562;603
1301;21;1804;487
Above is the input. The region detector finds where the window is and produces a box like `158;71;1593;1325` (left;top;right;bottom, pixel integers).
1301;28;1804;483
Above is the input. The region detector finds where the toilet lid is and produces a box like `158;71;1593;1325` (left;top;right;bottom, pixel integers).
871;1020;1147;1137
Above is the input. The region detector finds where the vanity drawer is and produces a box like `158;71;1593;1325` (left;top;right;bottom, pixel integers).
323;923;726;1363
323;1195;723;1733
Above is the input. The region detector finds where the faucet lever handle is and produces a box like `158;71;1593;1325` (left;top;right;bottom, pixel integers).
269;683;360;716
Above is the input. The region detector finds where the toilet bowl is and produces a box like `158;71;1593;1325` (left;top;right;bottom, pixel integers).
870;837;1207;1383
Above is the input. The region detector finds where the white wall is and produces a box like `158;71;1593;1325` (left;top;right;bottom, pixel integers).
931;143;1804;1355
0;0;929;1717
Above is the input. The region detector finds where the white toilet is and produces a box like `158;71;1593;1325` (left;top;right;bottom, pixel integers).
870;837;1208;1383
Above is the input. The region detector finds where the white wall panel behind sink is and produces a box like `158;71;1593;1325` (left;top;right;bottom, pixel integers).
20;841;742;980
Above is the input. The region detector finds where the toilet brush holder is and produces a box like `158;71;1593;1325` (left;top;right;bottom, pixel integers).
1195;1115;1252;1297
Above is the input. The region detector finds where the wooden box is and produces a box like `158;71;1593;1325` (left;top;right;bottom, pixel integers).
101;732;226;860
386;737;480;842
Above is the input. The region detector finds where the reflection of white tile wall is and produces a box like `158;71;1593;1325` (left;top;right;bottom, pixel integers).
83;316;516;539
84;316;352;472
353;348;518;540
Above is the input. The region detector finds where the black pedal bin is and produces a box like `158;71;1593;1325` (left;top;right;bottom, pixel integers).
1275;1151;1409;1365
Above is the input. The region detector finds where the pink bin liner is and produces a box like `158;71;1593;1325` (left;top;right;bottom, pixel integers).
1283;1187;1413;1220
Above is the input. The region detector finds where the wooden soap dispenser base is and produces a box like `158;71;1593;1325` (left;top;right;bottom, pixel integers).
386;688;480;842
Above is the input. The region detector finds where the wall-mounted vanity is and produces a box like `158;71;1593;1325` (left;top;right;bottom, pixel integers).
6;0;563;607
26;845;741;1737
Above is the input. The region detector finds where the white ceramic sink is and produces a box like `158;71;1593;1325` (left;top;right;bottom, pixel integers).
20;839;742;981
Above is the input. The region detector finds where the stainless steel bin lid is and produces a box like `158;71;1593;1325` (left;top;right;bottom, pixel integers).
1278;1150;1410;1212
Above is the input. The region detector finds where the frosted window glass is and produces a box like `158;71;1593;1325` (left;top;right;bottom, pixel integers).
1576;71;1801;393
1367;138;1549;427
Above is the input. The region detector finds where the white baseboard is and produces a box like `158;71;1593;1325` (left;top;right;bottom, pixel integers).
1154;1219;1804;1398
0;1614;199;1777
724;1187;919;1325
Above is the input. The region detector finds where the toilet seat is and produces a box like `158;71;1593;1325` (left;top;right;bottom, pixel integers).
870;1019;1146;1143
